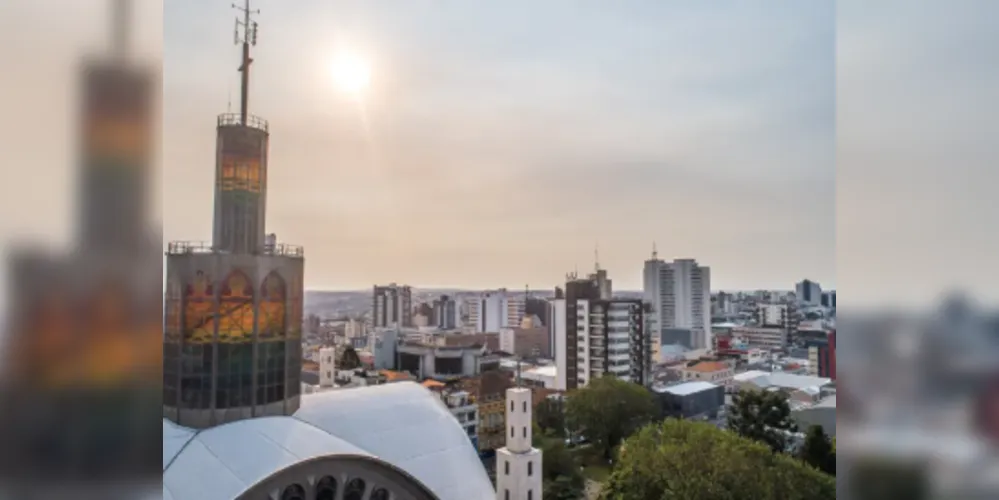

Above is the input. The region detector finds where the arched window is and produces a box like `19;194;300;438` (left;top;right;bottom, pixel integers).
528;461;533;476
315;476;337;500
281;484;306;500
505;460;509;475
344;478;366;500
370;487;390;500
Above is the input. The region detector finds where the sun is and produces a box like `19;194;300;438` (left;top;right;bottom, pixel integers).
331;52;371;95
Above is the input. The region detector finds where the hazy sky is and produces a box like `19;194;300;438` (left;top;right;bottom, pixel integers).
161;0;835;291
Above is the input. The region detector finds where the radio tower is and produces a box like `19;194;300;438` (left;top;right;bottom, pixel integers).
233;0;259;125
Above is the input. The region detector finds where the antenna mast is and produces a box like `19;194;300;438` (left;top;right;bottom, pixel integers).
594;243;600;272
233;0;260;125
652;241;658;260
111;0;130;58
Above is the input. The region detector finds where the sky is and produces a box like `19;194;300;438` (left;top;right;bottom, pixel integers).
160;0;835;291
10;1;995;303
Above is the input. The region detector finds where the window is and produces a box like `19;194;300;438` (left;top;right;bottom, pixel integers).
505;461;509;475
528;461;533;476
510;400;514;412
528;491;533;500
522;426;527;438
505;490;510;500
510;426;514;437
522;401;527;412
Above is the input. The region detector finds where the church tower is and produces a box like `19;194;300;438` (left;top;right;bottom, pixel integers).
495;387;543;500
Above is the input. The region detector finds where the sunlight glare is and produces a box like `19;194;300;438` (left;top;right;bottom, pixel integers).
331;52;372;95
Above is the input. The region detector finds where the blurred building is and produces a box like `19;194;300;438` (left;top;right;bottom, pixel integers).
495;387;543;500
466;289;525;333
676;360;736;388
795;279;822;306
432;294;459;330
423;380;479;450
806;330;837;380
730;325;788;350
652;381;725;420
372;283;413;328
460;370;514;454
498;326;550;358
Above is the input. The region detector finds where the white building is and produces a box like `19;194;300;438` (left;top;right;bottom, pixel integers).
318;347;336;387
731;326;788;351
644;255;712;350
495;387;542;500
467;289;525;333
757;303;789;328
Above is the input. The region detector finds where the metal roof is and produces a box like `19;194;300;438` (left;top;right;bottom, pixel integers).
163;381;494;500
659;381;719;396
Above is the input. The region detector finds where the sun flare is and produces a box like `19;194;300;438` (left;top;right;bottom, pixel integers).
331;52;371;95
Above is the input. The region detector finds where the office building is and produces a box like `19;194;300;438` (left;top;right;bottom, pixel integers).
807;330;837;380
372;283;413;328
644;253;712;350
652;381;725;420
821;290;837;309
795;279;822;306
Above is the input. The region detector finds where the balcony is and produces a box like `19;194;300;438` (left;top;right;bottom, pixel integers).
167;240;304;258
217;112;269;133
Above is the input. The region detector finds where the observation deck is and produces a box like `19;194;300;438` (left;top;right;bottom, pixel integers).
216;113;269;133
167;240;303;258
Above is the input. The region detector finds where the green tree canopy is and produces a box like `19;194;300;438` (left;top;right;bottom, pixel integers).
600;419;835;500
726;388;798;453
799;425;836;475
535;397;566;437
565;376;658;461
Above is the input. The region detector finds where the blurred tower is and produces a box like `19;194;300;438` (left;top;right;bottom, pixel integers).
162;0;306;429
496;387;543;500
318;347;336;387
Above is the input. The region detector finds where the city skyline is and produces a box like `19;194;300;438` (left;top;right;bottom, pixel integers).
162;0;834;292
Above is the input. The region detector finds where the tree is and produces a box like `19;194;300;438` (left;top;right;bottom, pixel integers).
799;425;835;475
565;376;658;461
726;388;798;453
532;422;585;499
600;419;835;500
339;346;361;370
535;397;566;437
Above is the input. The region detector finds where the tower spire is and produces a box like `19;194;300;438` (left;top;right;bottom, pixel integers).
233;0;260;125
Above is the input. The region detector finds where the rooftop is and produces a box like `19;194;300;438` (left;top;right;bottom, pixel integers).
684;361;730;373
735;371;832;391
657;381;719;396
163;381;493;500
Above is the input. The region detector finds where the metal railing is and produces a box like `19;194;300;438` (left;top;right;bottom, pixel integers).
166;240;304;257
217;113;269;133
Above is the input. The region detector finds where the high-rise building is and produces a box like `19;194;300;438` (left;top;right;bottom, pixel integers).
554;272;650;390
756;304;790;328
644;253;712;350
795;279;822;306
821;290;837;309
495;387;542;500
372;284;413;328
807;330;837;380
467;289;525;333
163;4;305;429
432;294;459;330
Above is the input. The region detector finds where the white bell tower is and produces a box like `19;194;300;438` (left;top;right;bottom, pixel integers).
495;387;542;500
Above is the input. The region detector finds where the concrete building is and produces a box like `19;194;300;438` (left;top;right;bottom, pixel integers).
756;303;790;328
806;330;837;380
396;341;491;380
795;279;822;306
676;360;736;388
520;365;557;389
372;283;413;328
553;273;651;390
433;294;460;330
498;326;550;359
821;290;837;309
652;381;725;420
730;326;788;351
548;298;567;390
467;289;526;333
643;254;712;351
495;387;543;500
460;370;514;454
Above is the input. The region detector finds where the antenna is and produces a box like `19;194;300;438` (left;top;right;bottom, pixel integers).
110;0;130;58
652;241;658;260
594;243;600;272
232;0;260;125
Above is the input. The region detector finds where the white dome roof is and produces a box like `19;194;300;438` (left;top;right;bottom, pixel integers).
163;381;494;500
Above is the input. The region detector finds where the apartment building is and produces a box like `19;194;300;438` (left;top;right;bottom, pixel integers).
644;255;712;350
